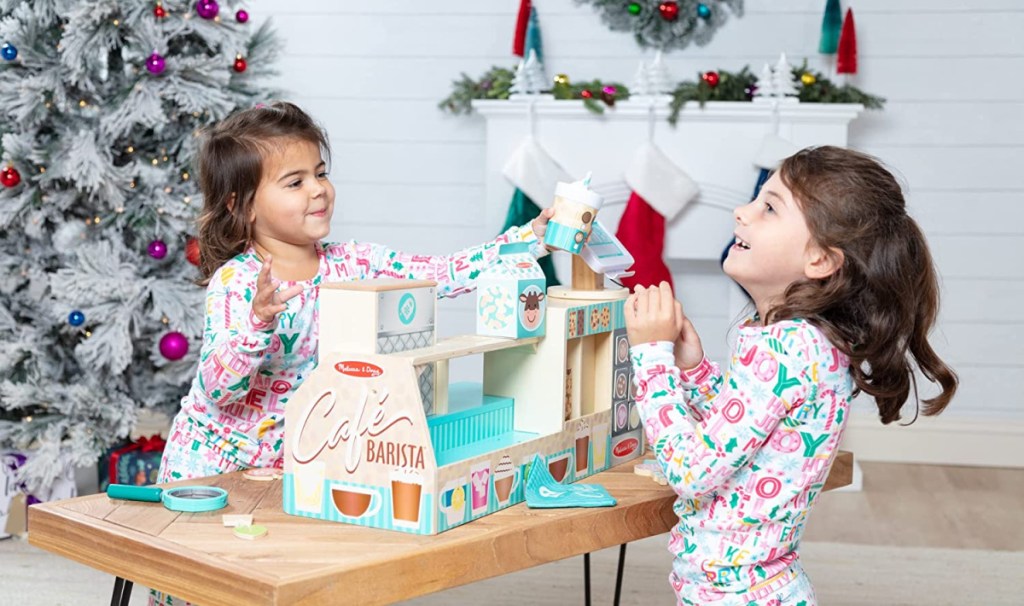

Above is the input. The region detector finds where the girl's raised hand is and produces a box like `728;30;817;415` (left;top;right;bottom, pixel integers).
252;255;304;325
625;282;684;345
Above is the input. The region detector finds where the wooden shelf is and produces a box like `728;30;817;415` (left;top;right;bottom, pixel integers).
393;334;542;365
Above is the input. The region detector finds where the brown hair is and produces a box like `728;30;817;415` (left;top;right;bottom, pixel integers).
766;146;957;424
193;101;331;284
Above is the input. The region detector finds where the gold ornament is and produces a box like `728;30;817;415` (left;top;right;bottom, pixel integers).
553;74;570;85
801;73;816;86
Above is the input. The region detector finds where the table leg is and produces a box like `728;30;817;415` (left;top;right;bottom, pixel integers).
583;552;592;606
613;543;627;606
110;576;134;606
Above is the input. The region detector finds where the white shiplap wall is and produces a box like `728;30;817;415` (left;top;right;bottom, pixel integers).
246;0;1024;465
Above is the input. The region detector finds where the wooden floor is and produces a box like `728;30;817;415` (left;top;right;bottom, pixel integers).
802;462;1024;551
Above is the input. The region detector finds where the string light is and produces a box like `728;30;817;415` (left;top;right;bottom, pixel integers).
78;99;87;107
183;196;192;204
181;172;189;180
126;146;134;153
164;186;172;193
151;158;158;166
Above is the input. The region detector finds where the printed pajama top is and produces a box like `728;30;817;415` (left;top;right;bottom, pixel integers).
629;319;853;603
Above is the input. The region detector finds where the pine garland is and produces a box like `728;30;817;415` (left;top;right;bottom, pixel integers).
439;67;629;115
668;62;885;125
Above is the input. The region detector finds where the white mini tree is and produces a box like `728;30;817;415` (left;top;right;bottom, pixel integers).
772;52;799;97
631;60;651;97
510;59;531;96
753;63;777;99
645;50;673;95
523;49;546;94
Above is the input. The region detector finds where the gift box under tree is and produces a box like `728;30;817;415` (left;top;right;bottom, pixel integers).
107;435;165;488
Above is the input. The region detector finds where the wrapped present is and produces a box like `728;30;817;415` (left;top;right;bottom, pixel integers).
98;438;132;492
109;435;166;487
2;450;77;538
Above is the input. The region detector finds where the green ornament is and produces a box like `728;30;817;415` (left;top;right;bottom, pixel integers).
628;2;641;16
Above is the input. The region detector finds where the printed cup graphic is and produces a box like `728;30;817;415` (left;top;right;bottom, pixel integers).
470;462;491;517
293;461;325;514
616;335;629;364
331;484;382;519
593;422;609;470
493;454;519;507
390;468;424;529
614;368;629;400
438;478;467;527
615;402;629;431
575;422;591;474
547;453;571;483
543;176;604;254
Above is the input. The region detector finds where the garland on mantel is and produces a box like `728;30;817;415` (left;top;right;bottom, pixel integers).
439;61;884;123
439;67;628;116
667;62;885;125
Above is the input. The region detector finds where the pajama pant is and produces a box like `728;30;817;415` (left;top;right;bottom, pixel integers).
675;563;817;606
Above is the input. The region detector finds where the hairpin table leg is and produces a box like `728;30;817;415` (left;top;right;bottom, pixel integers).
584;552;592;606
110;577;134;606
613;543;628;606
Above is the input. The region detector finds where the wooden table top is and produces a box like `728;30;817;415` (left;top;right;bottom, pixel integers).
28;452;852;606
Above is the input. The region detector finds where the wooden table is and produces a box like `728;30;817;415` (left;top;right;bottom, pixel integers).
28;452;853;606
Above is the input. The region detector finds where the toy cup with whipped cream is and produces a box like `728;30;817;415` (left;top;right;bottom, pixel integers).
543;172;603;255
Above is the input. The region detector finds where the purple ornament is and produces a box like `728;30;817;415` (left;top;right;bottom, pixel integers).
147;239;168;259
196;0;219;20
146;52;166;75
235;9;249;23
159;331;190;361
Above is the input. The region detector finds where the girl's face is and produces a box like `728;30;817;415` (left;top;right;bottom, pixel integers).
723;172;820;312
249;137;335;250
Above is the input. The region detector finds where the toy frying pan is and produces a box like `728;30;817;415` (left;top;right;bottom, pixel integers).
107;484;228;512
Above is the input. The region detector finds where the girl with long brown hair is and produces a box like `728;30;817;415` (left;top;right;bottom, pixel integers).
624;146;957;605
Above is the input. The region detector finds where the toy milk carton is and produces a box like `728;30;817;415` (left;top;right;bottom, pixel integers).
475;242;546;339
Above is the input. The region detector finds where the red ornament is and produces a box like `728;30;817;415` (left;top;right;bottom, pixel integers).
659;1;679;21
1;166;21;188
154;3;167;18
701;71;720;87
836;8;857;75
580;89;593;99
233;55;247;73
185;237;201;266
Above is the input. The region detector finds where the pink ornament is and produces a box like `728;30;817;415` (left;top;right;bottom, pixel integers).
159;332;190;361
602;85;617;96
146;52;166;75
235;9;249;23
147;239;168;259
196;0;219;20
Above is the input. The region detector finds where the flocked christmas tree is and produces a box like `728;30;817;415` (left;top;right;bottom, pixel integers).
0;0;278;493
575;0;743;51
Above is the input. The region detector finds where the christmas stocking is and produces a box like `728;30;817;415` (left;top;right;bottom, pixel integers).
617;143;698;292
501;137;572;287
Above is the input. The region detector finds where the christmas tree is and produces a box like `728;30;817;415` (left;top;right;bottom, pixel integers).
0;0;278;493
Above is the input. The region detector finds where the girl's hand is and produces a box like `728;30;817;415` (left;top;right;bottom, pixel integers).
530;207;555;239
674;301;705;372
252;255;304;325
625;282;684;345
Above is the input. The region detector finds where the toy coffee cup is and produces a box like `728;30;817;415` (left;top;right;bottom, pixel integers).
543;173;604;255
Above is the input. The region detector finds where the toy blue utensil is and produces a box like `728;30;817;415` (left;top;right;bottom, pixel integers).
107;484;228;513
524;454;616;508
